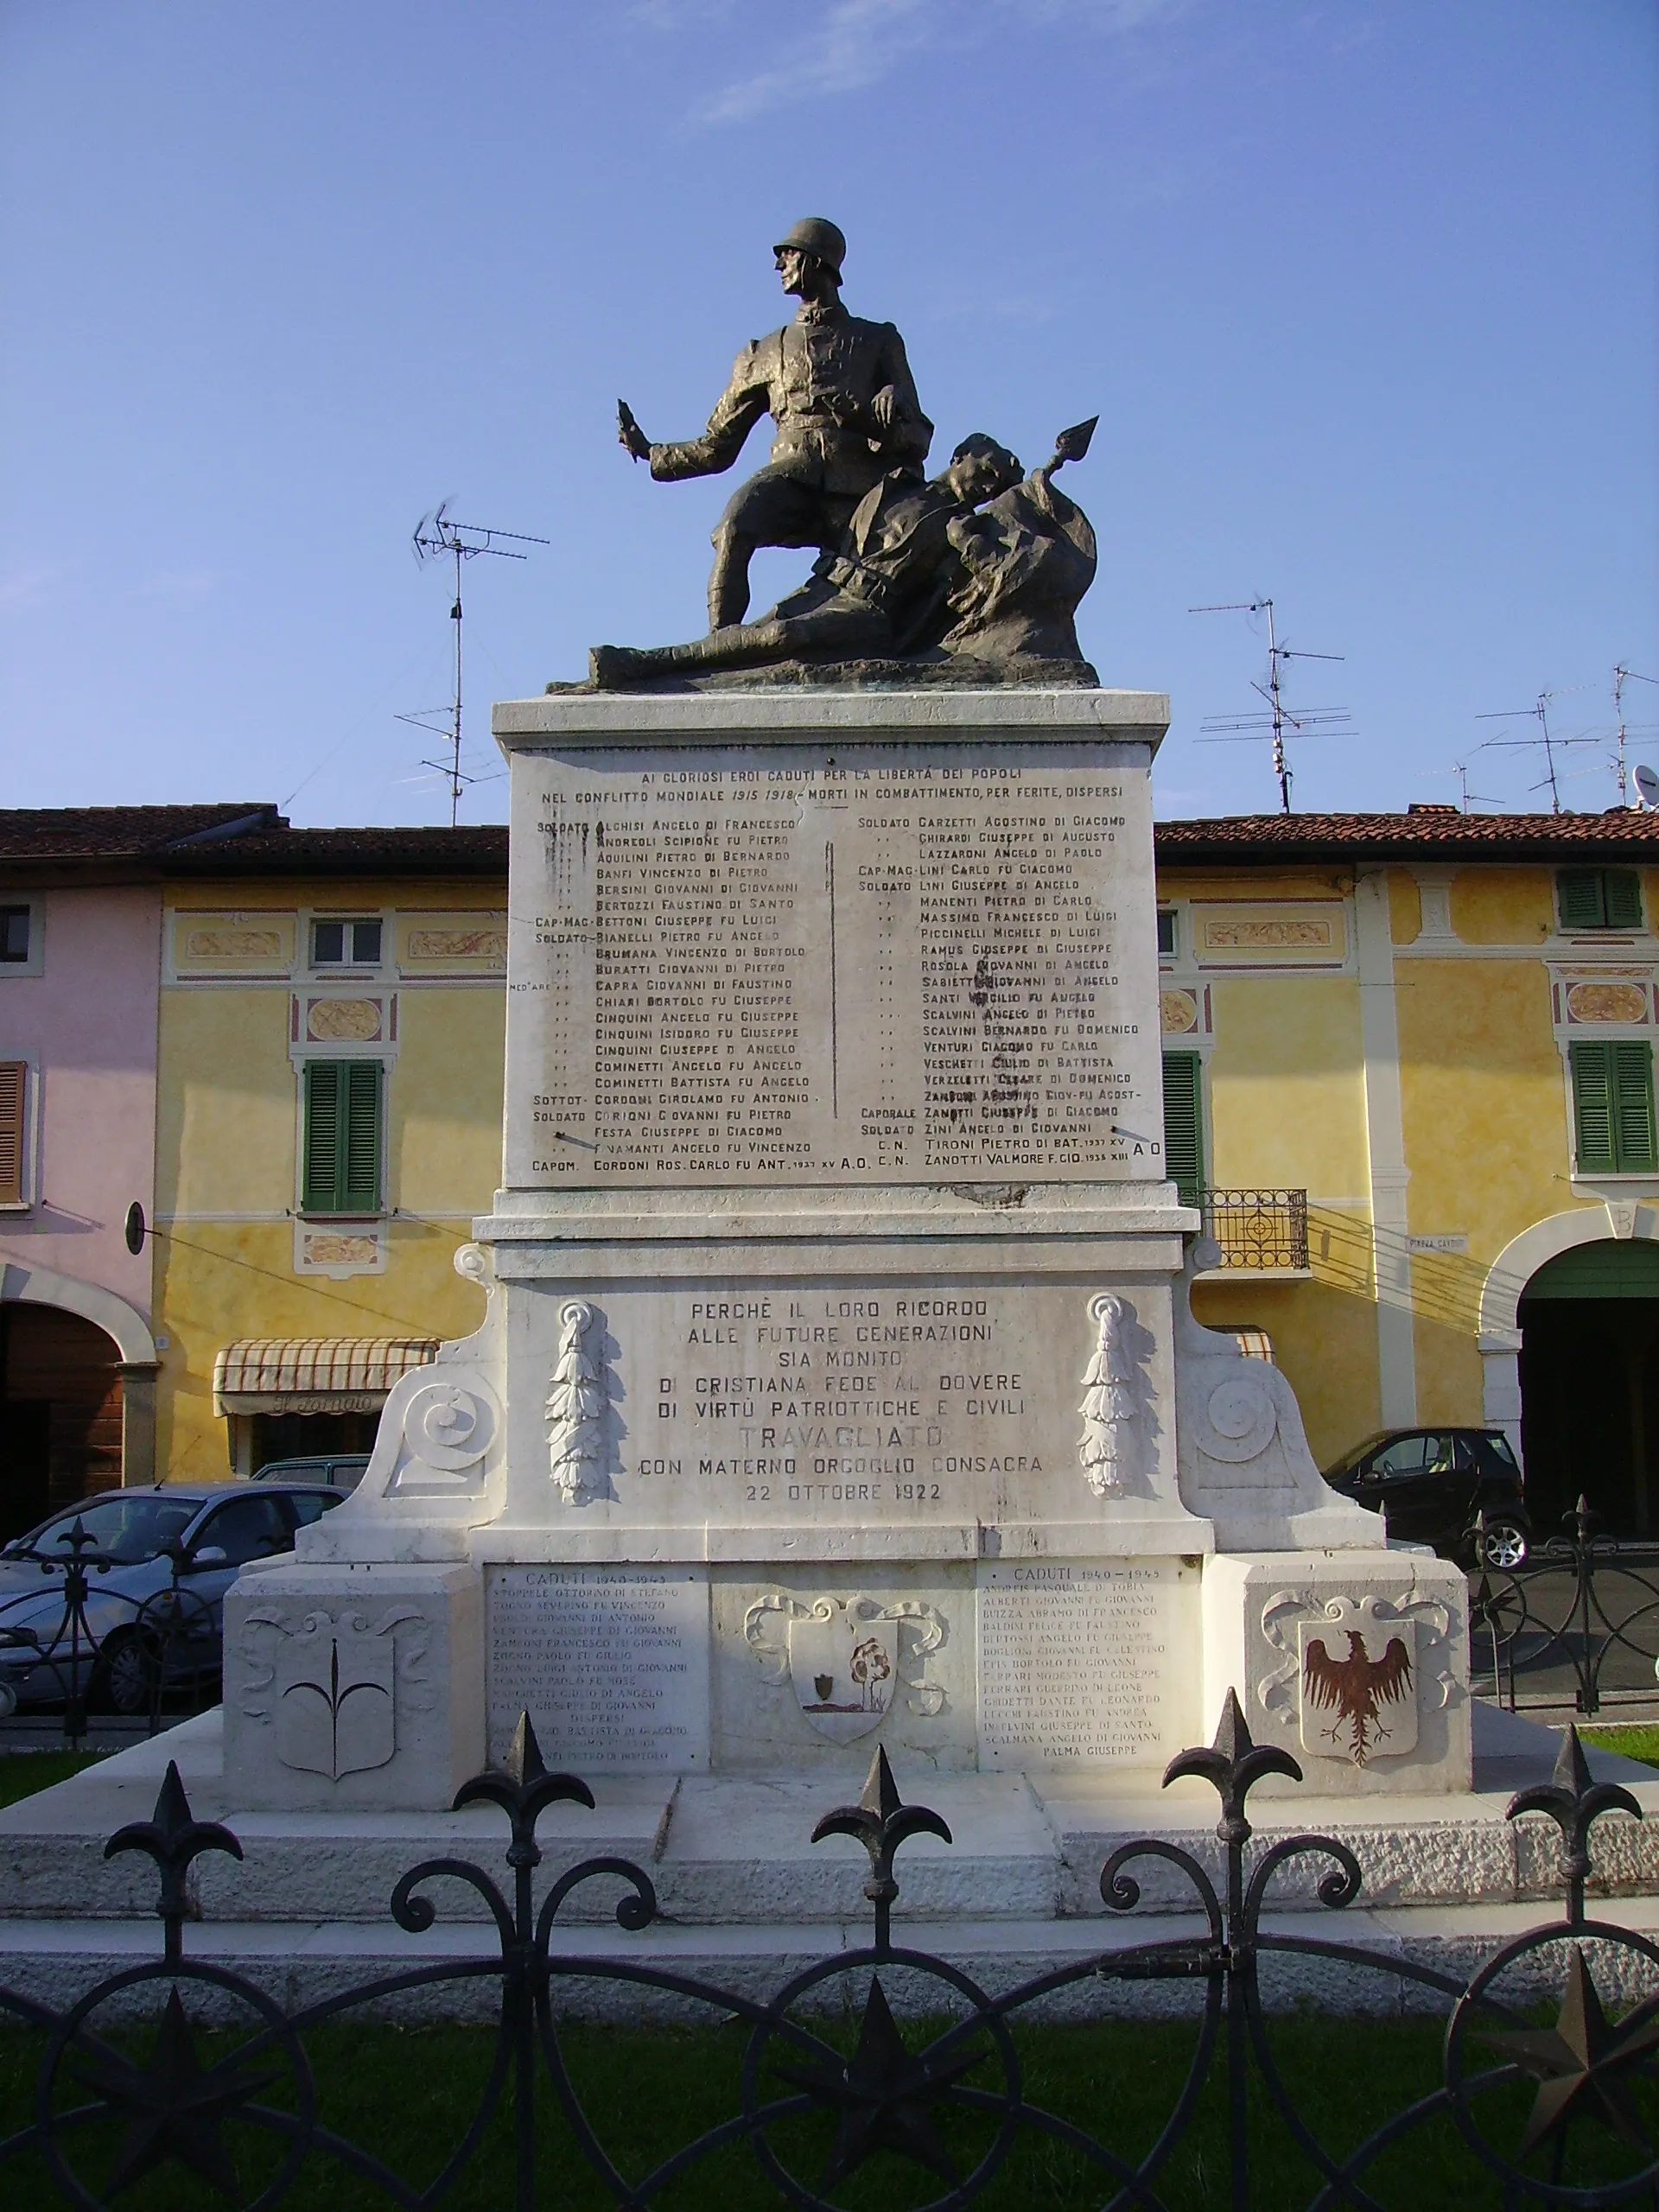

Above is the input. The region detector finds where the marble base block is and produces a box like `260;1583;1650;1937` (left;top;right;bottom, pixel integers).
222;1562;485;1811
1199;1551;1471;1796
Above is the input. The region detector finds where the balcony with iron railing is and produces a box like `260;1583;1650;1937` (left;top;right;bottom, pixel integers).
1197;1186;1309;1270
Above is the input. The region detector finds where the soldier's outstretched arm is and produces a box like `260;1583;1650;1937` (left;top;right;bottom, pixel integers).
645;340;772;482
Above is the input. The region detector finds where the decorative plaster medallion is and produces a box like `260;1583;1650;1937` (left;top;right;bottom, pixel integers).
1566;981;1649;1025
1160;988;1198;1033
307;997;383;1042
404;925;508;964
186;927;284;960
744;1594;944;1742
238;1605;425;1782
546;1300;615;1504
1077;1294;1138;1497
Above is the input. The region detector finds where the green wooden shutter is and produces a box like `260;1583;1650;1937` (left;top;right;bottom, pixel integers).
1569;1041;1617;1173
341;1061;382;1211
1604;870;1644;931
1612;1041;1657;1173
302;1060;382;1212
1557;870;1605;930
1161;1052;1205;1206
302;1061;344;1211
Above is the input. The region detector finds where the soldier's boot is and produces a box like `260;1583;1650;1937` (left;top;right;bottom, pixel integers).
708;527;758;630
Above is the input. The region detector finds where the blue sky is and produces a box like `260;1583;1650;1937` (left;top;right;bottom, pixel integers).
2;0;1654;824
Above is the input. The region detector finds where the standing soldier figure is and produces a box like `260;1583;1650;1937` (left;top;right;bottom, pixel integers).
618;219;933;632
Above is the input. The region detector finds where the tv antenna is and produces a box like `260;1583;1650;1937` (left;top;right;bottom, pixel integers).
402;502;549;825
1446;754;1503;812
1475;687;1598;815
1190;597;1351;813
1613;665;1659;805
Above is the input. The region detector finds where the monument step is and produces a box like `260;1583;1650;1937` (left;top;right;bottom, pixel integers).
3;1705;1657;1928
5;1897;1659;2022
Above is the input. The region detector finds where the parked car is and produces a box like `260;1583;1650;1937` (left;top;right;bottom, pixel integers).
251;1452;371;1491
0;1481;345;1716
1321;1427;1530;1567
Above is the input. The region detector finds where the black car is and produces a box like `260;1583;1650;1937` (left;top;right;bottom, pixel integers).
1321;1427;1530;1567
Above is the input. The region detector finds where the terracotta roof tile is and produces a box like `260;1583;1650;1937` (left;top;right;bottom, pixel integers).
1153;810;1659;863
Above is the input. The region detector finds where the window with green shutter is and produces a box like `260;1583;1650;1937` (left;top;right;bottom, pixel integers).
1569;1039;1657;1174
302;1059;383;1214
1161;1051;1205;1206
1557;868;1644;931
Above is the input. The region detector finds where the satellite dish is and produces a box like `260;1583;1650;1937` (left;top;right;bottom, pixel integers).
1635;763;1659;810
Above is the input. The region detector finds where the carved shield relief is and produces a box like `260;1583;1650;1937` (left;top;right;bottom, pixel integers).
787;1603;898;1743
274;1621;397;1780
1296;1600;1419;1767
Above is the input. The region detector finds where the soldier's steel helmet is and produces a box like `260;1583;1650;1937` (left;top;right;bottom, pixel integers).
773;218;847;275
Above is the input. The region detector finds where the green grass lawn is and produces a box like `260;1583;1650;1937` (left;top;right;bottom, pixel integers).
1578;1724;1659;1767
0;1749;105;1809
0;2008;1646;2210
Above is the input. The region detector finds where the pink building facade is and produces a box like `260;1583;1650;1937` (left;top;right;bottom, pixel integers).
0;806;276;1529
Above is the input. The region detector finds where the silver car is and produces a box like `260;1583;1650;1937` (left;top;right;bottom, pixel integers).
0;1482;344;1717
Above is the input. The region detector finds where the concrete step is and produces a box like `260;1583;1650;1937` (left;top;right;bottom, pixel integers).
4;1899;1659;2021
2;1704;1656;1929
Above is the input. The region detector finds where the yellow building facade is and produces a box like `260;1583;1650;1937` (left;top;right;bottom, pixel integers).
144;809;1659;1540
151;829;508;1482
1162;808;1659;1536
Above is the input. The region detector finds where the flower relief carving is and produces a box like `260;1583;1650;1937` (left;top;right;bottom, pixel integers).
546;1300;620;1505
744;1594;946;1743
237;1606;432;1781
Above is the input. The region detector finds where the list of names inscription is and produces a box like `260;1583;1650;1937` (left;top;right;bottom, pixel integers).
507;745;1158;1186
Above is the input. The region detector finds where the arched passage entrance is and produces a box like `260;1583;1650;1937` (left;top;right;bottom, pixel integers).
1519;1239;1659;1538
0;1306;123;1539
0;1262;158;1539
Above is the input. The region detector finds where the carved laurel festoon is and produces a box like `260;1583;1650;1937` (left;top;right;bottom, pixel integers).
545;1299;609;1504
1077;1293;1138;1497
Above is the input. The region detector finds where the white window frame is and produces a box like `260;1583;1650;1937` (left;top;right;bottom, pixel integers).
306;910;388;978
0;894;45;980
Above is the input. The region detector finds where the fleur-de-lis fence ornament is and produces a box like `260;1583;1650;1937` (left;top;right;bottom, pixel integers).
1077;1292;1137;1497
1507;1722;1643;1926
812;1743;951;1953
545;1300;608;1503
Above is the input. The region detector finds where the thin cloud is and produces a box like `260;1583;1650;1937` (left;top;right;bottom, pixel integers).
695;0;1188;125
0;564;60;614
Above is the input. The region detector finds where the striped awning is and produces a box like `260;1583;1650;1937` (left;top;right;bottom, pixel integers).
213;1337;440;1416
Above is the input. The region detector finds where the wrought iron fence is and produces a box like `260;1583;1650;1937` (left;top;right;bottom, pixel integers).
1471;1497;1659;1716
0;1517;220;1745
1200;1188;1310;1271
3;1692;1659;2208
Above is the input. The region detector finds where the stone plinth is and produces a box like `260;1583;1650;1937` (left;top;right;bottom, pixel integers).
219;686;1463;1812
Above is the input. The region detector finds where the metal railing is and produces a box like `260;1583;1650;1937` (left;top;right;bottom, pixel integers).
1200;1187;1310;1270
0;1518;220;1745
1472;1496;1659;1715
3;1693;1657;2207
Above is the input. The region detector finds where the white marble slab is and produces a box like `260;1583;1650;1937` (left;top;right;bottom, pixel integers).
485;1565;710;1770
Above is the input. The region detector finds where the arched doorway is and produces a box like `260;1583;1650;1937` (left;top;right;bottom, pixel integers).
0;1303;124;1539
1518;1239;1659;1539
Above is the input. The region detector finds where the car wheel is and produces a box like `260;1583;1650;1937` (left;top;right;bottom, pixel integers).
94;1630;154;1717
1478;1520;1529;1570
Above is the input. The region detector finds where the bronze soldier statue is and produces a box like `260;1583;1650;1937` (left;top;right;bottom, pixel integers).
592;436;1022;687
617;219;932;631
